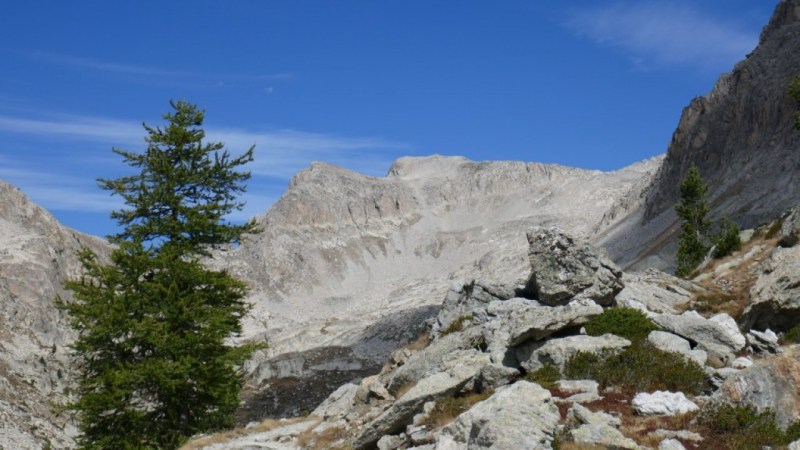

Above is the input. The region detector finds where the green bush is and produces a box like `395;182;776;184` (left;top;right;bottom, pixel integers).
564;341;706;395
765;220;783;239
523;363;560;390
783;324;800;344
699;404;799;449
712;218;742;258
583;307;658;342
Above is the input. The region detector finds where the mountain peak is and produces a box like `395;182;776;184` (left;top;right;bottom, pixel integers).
760;0;800;45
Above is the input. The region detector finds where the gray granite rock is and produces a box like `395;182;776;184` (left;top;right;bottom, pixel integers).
647;330;708;366
566;405;639;450
519;334;631;372
780;207;800;247
742;246;800;332
659;438;687;450
435;381;560;449
476;297;604;364
746;329;782;355
632;391;699;416
527;227;624;306
355;370;475;449
712;346;800;428
653;311;745;365
615;269;696;314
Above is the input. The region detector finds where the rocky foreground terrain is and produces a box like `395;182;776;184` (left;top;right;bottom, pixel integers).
1;0;799;448
183;219;800;449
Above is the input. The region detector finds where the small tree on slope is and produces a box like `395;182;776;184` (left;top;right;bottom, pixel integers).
59;101;261;449
790;75;800;129
675;163;711;277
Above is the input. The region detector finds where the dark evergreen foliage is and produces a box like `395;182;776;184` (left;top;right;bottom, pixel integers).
790;76;800;130
712;218;742;259
58;101;261;449
675;164;711;277
583;307;658;342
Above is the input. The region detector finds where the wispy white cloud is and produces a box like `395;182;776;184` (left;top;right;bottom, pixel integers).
565;3;758;70
0;114;143;145
0;164;122;213
211;128;407;179
24;52;293;87
0;113;408;218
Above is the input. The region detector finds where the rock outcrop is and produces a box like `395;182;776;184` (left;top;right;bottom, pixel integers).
741;245;800;331
713;345;800;428
526;227;624;306
632;391;699;416
602;0;800;270
652;311;746;365
435;381;560;450
207;156;657;417
0;180;110;449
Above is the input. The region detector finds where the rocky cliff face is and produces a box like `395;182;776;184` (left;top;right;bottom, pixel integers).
209;155;660;418
0;180;109;449
604;0;800;269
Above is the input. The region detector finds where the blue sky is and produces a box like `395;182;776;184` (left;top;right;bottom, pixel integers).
0;1;776;238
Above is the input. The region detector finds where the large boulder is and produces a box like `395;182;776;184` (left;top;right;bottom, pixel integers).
312;382;359;420
434;381;560;449
712;345;800;428
385;327;485;394
652;311;745;365
526;227;624;306
741;246;800;332
519;334;631;372
475;297;603;364
566;404;639;450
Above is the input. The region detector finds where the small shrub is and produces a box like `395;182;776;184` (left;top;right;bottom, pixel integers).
712;218;742;258
583;308;658;342
698;404;793;450
440;315;473;336
783;324;800;344
765;220;783;239
564;341;706;395
691;291;735;314
524;363;560;389
422;390;493;428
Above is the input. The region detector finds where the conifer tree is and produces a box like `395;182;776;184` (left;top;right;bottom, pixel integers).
790;75;800;129
675;163;711;277
59;101;261;449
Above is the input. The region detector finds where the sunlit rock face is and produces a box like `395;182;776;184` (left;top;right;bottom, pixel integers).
0;179;110;450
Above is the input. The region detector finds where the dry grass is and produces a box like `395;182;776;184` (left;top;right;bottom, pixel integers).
620;412;697;448
404;329;431;351
685;226;779;320
555;442;608;450
178;416;316;450
295;424;350;450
